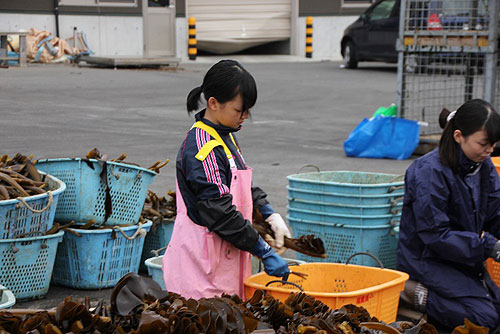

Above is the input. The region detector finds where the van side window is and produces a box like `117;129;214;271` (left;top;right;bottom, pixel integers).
368;0;396;21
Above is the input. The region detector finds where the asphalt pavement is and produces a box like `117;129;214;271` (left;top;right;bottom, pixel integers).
1;57;415;310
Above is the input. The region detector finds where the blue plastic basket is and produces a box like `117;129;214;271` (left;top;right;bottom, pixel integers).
288;206;400;227
52;221;152;289
287;186;404;206
145;255;165;290
0;284;15;309
288;216;398;269
0;231;64;300
287;171;404;195
36;158;156;226
139;219;174;273
0;173;66;239
288;197;402;216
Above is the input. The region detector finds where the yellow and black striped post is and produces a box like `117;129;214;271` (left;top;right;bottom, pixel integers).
305;16;313;58
188;17;197;61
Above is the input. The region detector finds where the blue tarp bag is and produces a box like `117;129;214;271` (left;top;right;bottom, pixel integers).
344;115;420;160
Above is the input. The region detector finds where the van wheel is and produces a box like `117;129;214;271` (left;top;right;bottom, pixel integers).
343;41;358;69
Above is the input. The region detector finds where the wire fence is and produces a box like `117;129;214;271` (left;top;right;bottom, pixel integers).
400;52;487;134
397;0;498;135
404;0;491;32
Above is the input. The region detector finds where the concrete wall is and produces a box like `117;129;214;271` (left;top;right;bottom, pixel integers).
0;13;56;33
0;13;143;56
175;17;187;60
58;15;143;56
0;12;360;60
297;15;358;61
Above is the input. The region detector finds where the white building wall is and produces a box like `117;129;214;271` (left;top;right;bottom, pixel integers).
0;13;359;60
0;13;56;33
58;15;143;56
297;15;358;61
0;13;143;57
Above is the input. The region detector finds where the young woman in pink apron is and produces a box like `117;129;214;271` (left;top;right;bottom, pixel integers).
162;60;291;299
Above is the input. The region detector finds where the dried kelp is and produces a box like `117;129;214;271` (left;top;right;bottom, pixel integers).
0;273;438;334
0;153;47;200
85;148;169;174
253;209;326;258
141;190;176;232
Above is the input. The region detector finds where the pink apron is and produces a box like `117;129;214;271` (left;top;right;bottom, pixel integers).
162;122;253;299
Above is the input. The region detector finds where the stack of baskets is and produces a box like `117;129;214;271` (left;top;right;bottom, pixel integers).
287;170;404;268
0;173;66;300
36;158;156;289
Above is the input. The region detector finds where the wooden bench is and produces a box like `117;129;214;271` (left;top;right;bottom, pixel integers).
0;31;28;67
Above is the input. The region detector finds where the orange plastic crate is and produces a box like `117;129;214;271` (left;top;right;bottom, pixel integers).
486;157;500;286
486;258;500;287
244;262;408;323
492;157;500;177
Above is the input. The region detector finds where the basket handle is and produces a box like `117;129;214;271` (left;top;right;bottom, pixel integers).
13;231;45;239
265;280;304;292
109;165;120;179
391;208;401;215
388;185;404;193
390;196;404;206
151;246;168;257
16;191;53;213
9;233;49;253
112;222;147;240
389;219;400;227
345;252;384;269
297;164;320;174
286;260;303;266
388;175;404;183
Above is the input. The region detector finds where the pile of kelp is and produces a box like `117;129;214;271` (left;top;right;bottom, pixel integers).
0;273;438;334
85;148;170;174
0;153;47;200
141;190;176;230
0;150;170;202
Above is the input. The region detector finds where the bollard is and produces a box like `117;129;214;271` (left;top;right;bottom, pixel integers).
305;16;313;58
188;17;197;61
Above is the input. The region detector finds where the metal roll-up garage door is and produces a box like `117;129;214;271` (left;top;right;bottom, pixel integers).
187;0;291;54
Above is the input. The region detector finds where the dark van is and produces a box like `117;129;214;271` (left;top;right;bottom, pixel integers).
340;0;490;69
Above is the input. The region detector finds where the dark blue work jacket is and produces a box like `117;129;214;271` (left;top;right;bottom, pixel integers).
397;148;500;298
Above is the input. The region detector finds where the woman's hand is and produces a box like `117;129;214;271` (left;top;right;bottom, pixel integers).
250;236;290;280
265;213;292;249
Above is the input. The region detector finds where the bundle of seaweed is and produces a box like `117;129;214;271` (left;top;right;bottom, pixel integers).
0;153;46;200
0;273;440;334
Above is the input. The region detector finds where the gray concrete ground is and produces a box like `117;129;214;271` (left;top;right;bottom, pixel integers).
1;57;415;310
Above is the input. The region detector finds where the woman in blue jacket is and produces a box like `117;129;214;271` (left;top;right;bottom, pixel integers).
397;99;500;330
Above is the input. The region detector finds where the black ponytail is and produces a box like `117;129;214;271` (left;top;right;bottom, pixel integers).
438;108;451;130
187;86;203;114
439;108;458;172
